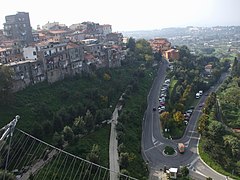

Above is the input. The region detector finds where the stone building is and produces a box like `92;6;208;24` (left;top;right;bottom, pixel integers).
3;12;33;44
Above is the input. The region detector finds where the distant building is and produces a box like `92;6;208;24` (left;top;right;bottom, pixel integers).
106;32;123;45
3;12;33;44
149;38;171;53
98;24;112;36
42;22;67;30
69;23;87;31
164;49;179;61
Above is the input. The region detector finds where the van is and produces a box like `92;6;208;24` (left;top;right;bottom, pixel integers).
196;93;200;99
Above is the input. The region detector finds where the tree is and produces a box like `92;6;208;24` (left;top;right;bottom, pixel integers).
87;144;100;164
180;166;189;177
0;66;13;105
63;126;74;143
198;114;209;134
31;123;44;139
42;120;53;136
154;51;162;62
103;73;111;81
72;116;86;135
173;111;184;123
208;121;226;142
120;169;130;180
223;135;240;158
179;45;190;59
84;110;95;132
119;152;130;168
52;132;64;148
126;37;136;52
160;111;170;126
53;115;63;132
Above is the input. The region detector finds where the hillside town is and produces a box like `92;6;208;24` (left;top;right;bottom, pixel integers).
0;12;181;92
0;12;127;91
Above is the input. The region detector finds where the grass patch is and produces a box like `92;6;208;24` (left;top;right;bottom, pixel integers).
199;138;240;180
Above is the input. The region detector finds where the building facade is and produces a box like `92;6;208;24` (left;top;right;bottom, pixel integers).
3;12;33;44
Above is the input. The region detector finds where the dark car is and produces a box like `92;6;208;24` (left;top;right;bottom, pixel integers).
153;107;156;111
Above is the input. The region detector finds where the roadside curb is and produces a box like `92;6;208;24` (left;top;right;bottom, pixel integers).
197;136;231;179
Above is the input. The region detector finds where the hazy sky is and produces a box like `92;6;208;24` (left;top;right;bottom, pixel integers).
1;0;240;31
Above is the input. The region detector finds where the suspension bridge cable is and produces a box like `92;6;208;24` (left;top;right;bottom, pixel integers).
52;153;68;180
59;152;69;180
62;156;76;180
82;161;91;180
50;151;63;180
2;131;26;165
16;129;138;179
14;137;36;169
69;157;77;180
42;149;58;180
72;159;83;180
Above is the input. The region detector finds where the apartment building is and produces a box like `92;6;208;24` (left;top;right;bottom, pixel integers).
3;12;33;44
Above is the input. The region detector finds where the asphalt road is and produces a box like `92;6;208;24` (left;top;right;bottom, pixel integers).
142;60;229;180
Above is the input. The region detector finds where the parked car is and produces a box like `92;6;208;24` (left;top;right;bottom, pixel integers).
199;103;204;107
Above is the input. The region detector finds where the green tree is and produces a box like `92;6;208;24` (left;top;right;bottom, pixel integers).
223;135;240;158
0;66;13;105
31;123;44;139
53;115;63;132
120;169;130;180
87;144;100;164
72;116;86;135
84;110;95;132
52;132;64;148
180;166;189;177
119;152;130;168
135;39;153;61
42;120;53;136
63;126;74;143
126;37;136;52
208;121;226;143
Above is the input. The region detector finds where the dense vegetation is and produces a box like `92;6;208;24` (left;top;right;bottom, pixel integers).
0;37;157;179
115;37;158;179
198;58;240;179
162;45;230;139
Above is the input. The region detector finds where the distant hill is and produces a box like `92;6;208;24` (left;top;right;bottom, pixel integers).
121;26;240;40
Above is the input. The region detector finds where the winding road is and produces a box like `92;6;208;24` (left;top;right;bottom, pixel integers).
142;60;229;180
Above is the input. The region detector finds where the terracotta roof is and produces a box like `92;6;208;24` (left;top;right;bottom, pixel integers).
67;42;79;49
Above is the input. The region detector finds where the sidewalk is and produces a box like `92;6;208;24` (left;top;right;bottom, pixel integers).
109;98;123;180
